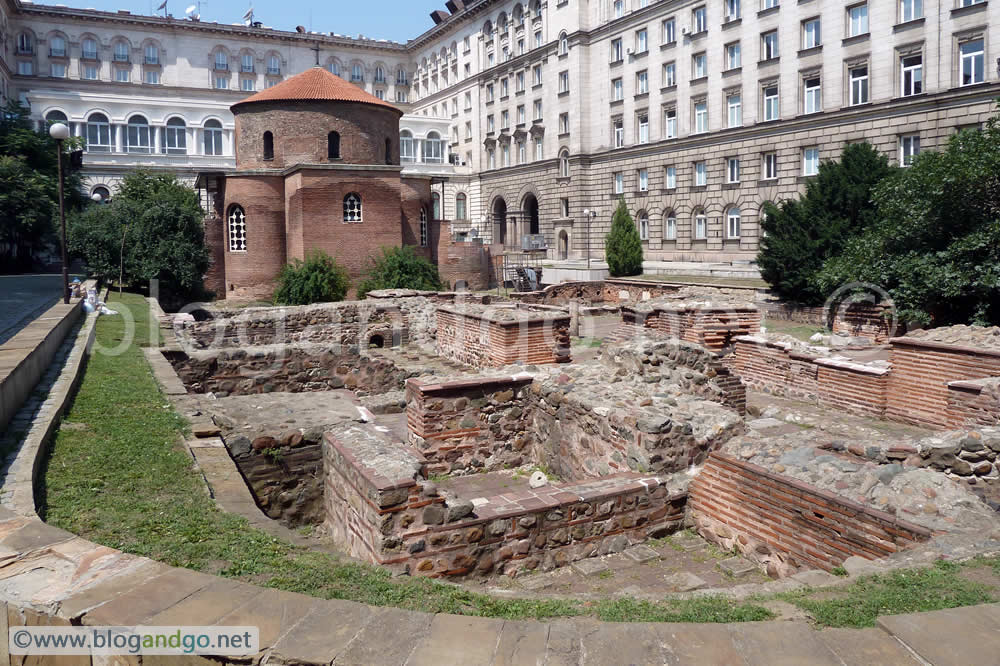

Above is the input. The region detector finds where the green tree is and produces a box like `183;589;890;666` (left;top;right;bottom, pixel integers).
0;102;85;272
273;250;350;305
604;198;643;277
816;109;1000;326
757;142;892;304
356;246;443;298
68;171;209;300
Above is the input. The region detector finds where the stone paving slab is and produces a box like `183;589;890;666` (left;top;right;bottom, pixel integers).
719;556;758;578
492;619;549;666
730;620;842;666
213;587;321;650
543;618;583;666
82;567;218;626
331;607;433;666
657;623;747;664
269;598;378;665
571;558;610;577
664;571;708;592
578;620;673;664
814;627;921;665
405;614;506;666
624;544;660;563
877;603;1000;666
144;577;262;627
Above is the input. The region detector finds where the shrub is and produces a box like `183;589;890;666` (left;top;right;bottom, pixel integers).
273;250;350;305
757;142;892;304
356;246;443;298
604;198;643;277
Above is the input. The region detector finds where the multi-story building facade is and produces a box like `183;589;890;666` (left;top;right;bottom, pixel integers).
4;0;998;266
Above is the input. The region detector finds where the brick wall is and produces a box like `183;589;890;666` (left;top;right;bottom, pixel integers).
690;453;932;576
405;376;533;474
815;359;890;418
435;306;571;368
759;301;903;344
436;223;492;291
222;174;287;299
729;337;821;401
946;378;1000;427
888;339;1000;428
649;306;761;351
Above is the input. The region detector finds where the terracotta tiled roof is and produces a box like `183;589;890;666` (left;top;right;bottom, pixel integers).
231;66;402;114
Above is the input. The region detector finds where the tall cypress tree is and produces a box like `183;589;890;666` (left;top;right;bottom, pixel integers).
604;197;643;277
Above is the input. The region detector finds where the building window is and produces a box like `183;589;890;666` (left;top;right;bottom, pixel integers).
486;84;495;102
534;137;543;160
16;32;33;55
516;71;525;93
637;113;649;143
423;131;443;163
762;152;778;180
82;38;98;60
213;51;227;70
125;116;151;153
500;78;509;98
400;130;414;162
83;65;98;80
636;70;648;95
695;161;707;186
614;171;624;194
488;149;496;170
613;0;625;18
51;63;67;78
533;99;543;120
638;211;649;241
959;40;984;86
727;158;740;183
665;166;677;189
727;93;742;127
559;32;568;55
501;143;510;167
901;54;922;96
241;78;255;92
501;110;510;129
116;68;131;83
204;119;223;155
693;53;707;79
803;147;819;176
560;198;570;218
517;105;525;125
803;77;821;114
145;70;160;84
849;65;869;105
374;66;385;84
419;209;428;246
50;36;67;57
559;71;569;93
328;131;340;159
456;193;467;220
763;0;779;8
352;63;363;82
636;28;648;54
664;109;677;138
114;41;129;63
694;210;707;239
665;212;677;239
559;113;570;134
612;77;624;101
343;193;362;222
725;0;741;21
848;4;868;37
726;43;741;70
663;62;676;87
613;118;625;147
662;18;676;44
694;101;708;134
162;117;186;155
262;131;274;160
900;0;922;22
432;192;441;220
638;168;649;192
268;55;281;75
487;115;495;133
899;135;920;166
214;75;228;90
693;6;707;33
802;18;821;49
145;44;159;65
761;30;779;60
86;113;112;152
227;205;247;252
726;207;741;238
517;140;526;164
559;150;570;177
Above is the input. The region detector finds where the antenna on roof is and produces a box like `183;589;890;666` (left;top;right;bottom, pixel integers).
184;1;203;20
156;0;167;17
242;3;253;26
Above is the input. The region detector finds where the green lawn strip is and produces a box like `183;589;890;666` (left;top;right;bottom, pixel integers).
40;291;769;623
776;560;997;628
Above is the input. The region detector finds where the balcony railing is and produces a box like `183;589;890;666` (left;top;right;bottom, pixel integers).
113;53;130;63
214;62;229;71
49;48;67;57
241;64;254;73
82;50;99;60
145;55;160;65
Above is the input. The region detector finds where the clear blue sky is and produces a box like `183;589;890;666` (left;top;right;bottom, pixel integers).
40;0;445;43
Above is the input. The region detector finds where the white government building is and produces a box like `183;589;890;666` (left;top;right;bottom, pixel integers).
2;0;997;267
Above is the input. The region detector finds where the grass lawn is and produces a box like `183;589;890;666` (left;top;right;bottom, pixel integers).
39;291;1000;625
762;317;829;342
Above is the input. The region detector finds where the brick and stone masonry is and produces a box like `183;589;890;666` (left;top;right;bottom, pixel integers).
610;302;761;351
435;304;571;368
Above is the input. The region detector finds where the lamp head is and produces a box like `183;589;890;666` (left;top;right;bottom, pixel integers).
91;192;103;202
48;122;70;141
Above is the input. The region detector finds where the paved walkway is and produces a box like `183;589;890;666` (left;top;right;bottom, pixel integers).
0;274;66;345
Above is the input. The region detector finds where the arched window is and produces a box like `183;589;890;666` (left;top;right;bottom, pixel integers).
694;209;708;239
125;115;150;153
262;131;274;160
203;119;223;155
497;12;508;33
91;186;111;203
419;208;428;247
16;33;33;55
329;61;341;77
327;131;340;159
49;36;66;57
267;54;281;75
431;192;441;219
163;117;186;154
213;50;228;70
113;41;129;63
423;131;443;163
396;67;407;85
385;138;392;164
86;113;111;152
81;38;98;60
483;20;493;39
726;206;741;238
513;4;524;27
559;32;568;55
557;230;569;259
344;193;362;222
374;66;385;83
455;192;467;220
227;205;247;252
400;130;414;162
638;211;649;241
664;211;677;240
45;110;68;125
144;43;159;65
558;150;570;178
351;63;363;82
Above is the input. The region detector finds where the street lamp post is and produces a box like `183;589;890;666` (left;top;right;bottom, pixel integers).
582;209;598;269
49;122;71;304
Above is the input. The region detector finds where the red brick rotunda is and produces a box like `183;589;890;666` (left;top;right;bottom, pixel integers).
203;66;435;299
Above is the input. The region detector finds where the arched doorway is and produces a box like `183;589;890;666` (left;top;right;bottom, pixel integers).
557;230;569;259
524;193;539;235
493;197;508;246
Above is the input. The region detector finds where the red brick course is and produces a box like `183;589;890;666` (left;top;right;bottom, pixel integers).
435;306;571;368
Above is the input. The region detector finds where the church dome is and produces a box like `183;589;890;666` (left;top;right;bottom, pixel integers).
230;66;401;115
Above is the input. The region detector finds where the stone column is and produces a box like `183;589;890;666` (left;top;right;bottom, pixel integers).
114;124;123;153
152;125;160;154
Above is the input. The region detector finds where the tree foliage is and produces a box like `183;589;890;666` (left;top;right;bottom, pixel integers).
0;102;85;272
273;250;350;305
604;198;643;277
757;142;892;304
68;171;209;300
816;114;1000;326
356;246;444;298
